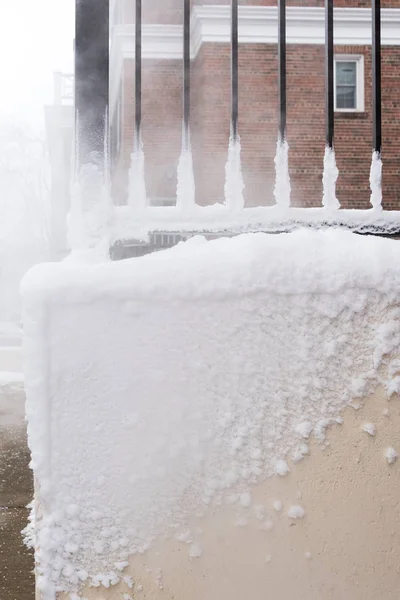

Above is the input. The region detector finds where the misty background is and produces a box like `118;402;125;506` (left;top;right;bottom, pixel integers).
0;0;74;325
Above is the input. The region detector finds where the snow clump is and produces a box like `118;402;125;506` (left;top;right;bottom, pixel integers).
288;505;305;520
361;423;377;436
385;447;398;465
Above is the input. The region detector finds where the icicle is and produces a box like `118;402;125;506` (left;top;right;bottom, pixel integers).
224;133;245;211
176;126;195;212
369;150;383;211
273;137;291;209
322;146;340;211
128;132;147;211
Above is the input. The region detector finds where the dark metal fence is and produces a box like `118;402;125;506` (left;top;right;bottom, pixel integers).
325;0;334;150
74;0;388;258
372;0;382;156
278;0;287;143
74;0;383;174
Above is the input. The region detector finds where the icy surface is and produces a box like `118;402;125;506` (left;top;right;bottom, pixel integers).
224;136;245;210
369;150;383;211
322;146;340;211
21;229;400;596
273;138;291;209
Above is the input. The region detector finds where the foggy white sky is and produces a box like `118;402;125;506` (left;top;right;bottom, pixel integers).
0;0;74;129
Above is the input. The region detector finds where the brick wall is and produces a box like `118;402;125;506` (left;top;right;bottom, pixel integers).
114;58;182;204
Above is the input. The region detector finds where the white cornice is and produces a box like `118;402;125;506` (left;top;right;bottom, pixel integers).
112;24;183;60
110;6;400;116
192;6;400;53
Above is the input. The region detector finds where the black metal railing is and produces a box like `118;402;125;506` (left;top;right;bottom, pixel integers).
231;0;239;141
278;0;286;142
75;0;109;169
74;0;385;232
325;0;334;150
183;0;191;150
372;0;382;156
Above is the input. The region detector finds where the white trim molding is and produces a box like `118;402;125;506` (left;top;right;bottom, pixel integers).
192;6;400;53
334;54;365;113
110;6;400;116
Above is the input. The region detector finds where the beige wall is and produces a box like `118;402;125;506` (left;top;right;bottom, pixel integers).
54;386;400;600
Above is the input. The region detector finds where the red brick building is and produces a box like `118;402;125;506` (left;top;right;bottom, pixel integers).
109;1;400;211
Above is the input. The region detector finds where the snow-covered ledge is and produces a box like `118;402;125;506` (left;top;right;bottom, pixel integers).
111;205;400;244
22;230;400;599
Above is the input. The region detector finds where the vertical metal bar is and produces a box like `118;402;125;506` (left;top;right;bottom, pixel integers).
278;0;287;141
75;0;109;168
183;0;191;151
325;0;334;149
135;0;142;149
372;0;382;155
231;0;239;140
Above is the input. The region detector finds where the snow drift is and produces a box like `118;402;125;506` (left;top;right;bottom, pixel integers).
21;229;400;598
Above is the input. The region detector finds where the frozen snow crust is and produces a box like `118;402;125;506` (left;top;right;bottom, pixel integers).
21;229;400;598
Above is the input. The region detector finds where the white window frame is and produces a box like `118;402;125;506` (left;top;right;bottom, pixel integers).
334;54;365;113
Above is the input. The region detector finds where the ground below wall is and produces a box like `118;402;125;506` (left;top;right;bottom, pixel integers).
57;387;400;600
0;381;34;600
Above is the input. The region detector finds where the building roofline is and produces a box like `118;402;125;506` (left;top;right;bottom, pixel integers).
110;6;400;117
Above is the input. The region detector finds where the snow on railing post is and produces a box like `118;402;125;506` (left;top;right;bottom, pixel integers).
273;0;291;210
176;0;196;212
370;0;383;211
322;0;340;211
69;0;111;251
128;0;147;211
224;0;244;211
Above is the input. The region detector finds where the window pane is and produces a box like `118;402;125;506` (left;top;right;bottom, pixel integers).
336;85;356;109
336;62;357;86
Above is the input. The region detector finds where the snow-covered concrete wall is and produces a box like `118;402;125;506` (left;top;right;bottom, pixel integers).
22;230;400;600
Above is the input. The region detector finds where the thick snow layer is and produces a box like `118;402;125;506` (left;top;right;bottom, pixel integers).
21;229;400;597
112;204;400;244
